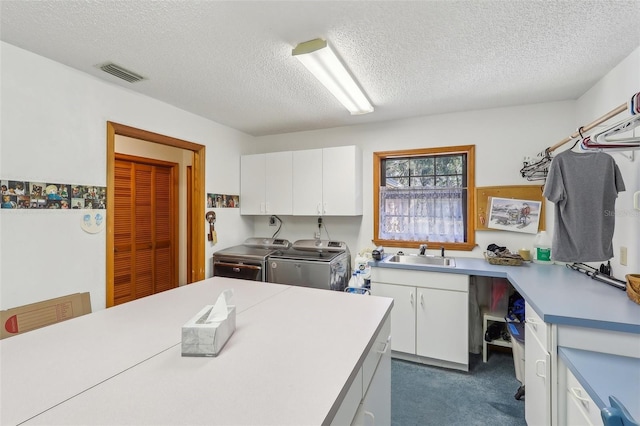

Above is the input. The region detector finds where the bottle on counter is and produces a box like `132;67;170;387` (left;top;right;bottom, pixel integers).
348;271;360;288
533;231;552;264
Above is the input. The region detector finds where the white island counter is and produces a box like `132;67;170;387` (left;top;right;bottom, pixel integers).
0;277;393;426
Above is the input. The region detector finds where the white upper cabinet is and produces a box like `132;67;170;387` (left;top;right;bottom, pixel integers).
292;145;362;216
292;149;323;215
240;152;293;215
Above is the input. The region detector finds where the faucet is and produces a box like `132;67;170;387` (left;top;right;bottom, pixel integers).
419;244;445;257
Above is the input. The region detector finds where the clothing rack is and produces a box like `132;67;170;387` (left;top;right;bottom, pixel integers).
547;103;627;153
521;93;639;181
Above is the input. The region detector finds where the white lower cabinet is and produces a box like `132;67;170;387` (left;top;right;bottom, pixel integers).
353;319;392;426
416;286;468;365
524;302;552;426
332;368;363;426
559;358;604;426
331;316;391;426
371;268;469;371
370;283;416;354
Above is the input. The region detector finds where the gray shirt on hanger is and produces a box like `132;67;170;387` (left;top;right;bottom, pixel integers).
543;150;625;263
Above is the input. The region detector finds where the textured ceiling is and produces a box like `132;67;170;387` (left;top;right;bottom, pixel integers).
1;1;639;137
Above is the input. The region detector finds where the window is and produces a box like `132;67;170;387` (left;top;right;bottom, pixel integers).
373;145;476;251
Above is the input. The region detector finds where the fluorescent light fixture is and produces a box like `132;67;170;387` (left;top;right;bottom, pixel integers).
293;39;374;115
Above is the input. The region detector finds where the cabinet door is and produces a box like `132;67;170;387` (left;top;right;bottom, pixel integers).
240;154;266;215
114;158;178;306
416;288;468;364
525;326;551;426
292;149;323;215
371;282;416;354
264;151;292;215
353;342;391;426
322;146;362;216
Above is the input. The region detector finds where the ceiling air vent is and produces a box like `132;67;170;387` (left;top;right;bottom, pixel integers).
98;62;145;83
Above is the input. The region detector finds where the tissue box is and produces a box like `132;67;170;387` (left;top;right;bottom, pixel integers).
181;304;236;357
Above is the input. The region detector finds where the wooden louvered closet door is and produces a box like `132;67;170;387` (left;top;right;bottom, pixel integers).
114;155;178;305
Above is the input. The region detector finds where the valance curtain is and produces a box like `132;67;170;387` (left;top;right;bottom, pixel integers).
379;187;465;242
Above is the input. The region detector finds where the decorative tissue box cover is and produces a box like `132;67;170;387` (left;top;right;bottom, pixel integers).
181;304;236;357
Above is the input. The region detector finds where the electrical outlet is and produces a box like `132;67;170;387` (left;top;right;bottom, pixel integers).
620;247;628;266
269;216;276;226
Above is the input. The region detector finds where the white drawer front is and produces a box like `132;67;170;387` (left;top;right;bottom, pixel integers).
331;368;363;426
363;315;391;395
566;368;604;426
525;301;550;351
371;267;468;292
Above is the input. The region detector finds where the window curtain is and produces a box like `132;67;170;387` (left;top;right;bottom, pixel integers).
379;187;465;242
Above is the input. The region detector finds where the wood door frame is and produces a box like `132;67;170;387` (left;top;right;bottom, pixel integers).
186;165;193;284
106;122;206;307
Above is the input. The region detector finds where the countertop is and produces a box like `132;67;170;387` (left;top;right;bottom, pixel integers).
559;347;640;422
371;255;640;421
0;278;393;425
371;256;640;334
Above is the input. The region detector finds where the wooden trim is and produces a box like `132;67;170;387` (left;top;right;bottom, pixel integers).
373;151;382;245
186;165;193;284
115;153;180;168
372;145;476;251
191;148;206;282
108;122;204;152
106;123;116;307
106;122;206;307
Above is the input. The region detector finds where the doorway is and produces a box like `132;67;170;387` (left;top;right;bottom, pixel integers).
112;154;178;305
106;122;206;308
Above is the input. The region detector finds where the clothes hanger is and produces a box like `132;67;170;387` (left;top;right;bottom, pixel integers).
568;127;585;151
581;135;640;151
630;92;640;115
520;149;552;181
591;114;640;145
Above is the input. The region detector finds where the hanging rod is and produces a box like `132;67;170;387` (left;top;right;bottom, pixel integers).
547;103;627;153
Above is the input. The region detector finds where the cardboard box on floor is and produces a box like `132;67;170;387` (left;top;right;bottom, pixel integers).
1;292;91;339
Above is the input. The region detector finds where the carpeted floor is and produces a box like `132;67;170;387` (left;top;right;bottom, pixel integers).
391;352;526;426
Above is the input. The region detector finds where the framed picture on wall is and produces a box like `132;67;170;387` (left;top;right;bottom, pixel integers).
487;197;541;234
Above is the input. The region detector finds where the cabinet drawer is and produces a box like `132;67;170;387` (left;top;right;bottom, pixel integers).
362;315;391;395
525;301;550;350
331;368;363;426
371;268;468;292
566;367;604;426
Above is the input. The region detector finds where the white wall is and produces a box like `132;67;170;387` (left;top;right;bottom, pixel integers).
250;48;639;282
251;101;575;261
574;47;640;276
0;42;253;312
2;40;637;313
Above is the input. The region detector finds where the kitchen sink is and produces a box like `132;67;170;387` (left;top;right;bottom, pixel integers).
384;254;456;267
